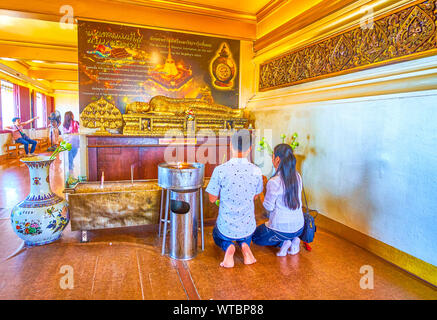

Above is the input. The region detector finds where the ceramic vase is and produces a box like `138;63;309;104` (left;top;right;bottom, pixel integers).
11;156;69;246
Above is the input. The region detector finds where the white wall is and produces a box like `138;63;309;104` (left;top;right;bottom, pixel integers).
54;93;79;123
0;133;11;156
248;55;437;267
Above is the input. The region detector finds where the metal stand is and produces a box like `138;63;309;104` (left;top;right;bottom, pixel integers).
159;187;204;255
199;187;204;251
158;188;166;237
161;188;170;255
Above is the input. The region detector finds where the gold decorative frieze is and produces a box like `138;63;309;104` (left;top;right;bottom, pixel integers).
259;0;437;91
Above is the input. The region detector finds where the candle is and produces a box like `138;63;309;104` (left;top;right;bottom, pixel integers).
221;153;227;164
100;171;104;189
131;165;134;185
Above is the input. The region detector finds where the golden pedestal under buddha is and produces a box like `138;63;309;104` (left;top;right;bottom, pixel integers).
123;95;248;136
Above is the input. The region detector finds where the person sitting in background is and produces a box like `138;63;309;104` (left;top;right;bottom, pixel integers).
206;129;264;268
5;117;39;156
252;144;304;256
62;111;80;175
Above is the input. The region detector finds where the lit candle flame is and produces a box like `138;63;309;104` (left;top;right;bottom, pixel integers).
177;162;190;169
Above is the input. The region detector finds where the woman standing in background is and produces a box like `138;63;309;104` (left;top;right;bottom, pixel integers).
62;111;80;176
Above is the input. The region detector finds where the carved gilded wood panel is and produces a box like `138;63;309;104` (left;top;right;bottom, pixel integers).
259;0;437;91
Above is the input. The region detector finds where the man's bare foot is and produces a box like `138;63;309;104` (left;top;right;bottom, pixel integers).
220;244;235;268
241;243;257;265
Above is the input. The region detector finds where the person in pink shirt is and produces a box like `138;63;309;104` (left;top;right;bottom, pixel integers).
62;111;80;174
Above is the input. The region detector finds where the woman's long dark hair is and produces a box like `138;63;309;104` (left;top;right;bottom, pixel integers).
63;111;74;130
273;144;300;210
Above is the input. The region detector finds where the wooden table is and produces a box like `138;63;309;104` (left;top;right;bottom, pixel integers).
35;137;49;152
5;142;25;159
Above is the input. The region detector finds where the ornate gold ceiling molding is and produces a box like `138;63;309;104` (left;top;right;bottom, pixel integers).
0;39;77;51
0;1;256;40
27;64;78;71
16;60;32;70
254;0;358;52
0;8;63;24
258;0;437;91
256;0;288;22
0;63;53;93
53;89;79;94
0;2;256;23
107;0;257;23
75;16;253;41
247;61;437;116
253;0;415;63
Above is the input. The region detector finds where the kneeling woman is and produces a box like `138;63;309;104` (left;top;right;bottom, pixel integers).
253;144;304;256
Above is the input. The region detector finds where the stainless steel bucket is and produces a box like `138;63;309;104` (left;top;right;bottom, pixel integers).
169;189;199;260
158;163;204;191
158;162;204;260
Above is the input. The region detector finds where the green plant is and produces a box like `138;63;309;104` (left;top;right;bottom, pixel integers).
66;176;79;186
257;137;273;155
257;132;300;155
283;132;299;150
49;141;72;160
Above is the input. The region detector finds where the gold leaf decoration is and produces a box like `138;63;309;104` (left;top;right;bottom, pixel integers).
80;97;123;135
259;0;437;91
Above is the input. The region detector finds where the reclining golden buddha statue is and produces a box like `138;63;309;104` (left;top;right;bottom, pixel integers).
125;95;244;118
123;95;249;136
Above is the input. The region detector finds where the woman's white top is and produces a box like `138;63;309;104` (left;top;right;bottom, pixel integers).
263;172;304;233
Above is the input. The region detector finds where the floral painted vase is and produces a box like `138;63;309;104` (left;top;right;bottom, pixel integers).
11;156;69;246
